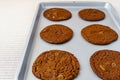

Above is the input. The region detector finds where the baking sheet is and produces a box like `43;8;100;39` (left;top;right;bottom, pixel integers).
16;1;120;80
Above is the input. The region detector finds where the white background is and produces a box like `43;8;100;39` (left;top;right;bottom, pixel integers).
0;0;120;80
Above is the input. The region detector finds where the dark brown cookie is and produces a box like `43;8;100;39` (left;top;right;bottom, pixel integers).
43;8;72;21
78;8;105;21
40;24;73;44
81;24;118;45
90;50;120;80
32;50;80;80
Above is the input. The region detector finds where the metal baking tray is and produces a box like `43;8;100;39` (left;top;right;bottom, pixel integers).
15;1;120;80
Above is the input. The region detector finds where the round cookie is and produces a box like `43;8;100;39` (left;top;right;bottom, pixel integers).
32;50;80;80
81;24;118;45
43;8;72;21
78;8;105;21
90;50;120;80
40;24;73;44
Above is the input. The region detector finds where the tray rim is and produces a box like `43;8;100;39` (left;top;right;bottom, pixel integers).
14;1;120;80
14;3;41;80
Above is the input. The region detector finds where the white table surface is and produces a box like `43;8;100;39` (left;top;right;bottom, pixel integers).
0;0;120;80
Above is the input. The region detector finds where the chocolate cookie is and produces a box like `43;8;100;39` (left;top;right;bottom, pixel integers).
78;8;105;21
43;8;72;21
81;24;118;45
90;50;120;80
40;24;73;44
32;50;80;80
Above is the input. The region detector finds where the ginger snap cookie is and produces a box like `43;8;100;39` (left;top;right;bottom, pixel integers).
78;8;105;21
81;24;118;45
90;50;120;80
40;24;73;44
32;50;80;80
43;8;72;21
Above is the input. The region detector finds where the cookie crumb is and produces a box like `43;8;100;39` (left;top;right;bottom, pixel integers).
111;62;116;67
57;74;64;80
98;31;103;34
100;65;105;71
